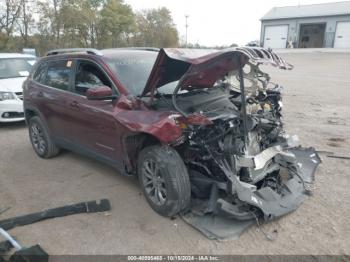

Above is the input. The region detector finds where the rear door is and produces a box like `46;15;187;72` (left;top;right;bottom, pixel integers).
34;59;75;139
263;25;288;49
334;22;350;48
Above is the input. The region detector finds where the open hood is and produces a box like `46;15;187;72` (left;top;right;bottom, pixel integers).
141;47;293;97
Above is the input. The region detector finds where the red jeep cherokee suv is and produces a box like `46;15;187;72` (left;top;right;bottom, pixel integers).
23;48;320;234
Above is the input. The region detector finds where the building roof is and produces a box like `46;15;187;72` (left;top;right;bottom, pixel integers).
261;1;350;20
0;53;36;59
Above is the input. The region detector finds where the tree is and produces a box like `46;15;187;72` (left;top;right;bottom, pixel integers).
16;0;36;47
99;0;135;48
0;0;180;53
134;7;179;48
0;0;22;49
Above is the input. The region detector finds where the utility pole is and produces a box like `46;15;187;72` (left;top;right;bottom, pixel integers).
185;15;189;47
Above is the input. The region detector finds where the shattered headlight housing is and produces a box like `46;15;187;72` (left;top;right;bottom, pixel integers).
0;91;15;101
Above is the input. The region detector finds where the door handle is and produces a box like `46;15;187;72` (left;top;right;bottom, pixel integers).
69;101;79;108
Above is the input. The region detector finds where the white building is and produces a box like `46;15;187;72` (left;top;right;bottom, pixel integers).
260;1;350;48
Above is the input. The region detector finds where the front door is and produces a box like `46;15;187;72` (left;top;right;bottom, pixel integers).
67;59;122;166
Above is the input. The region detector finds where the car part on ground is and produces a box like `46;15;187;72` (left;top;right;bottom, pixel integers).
0;240;13;253
181;147;320;239
0;228;48;262
0;199;110;261
8;244;48;262
0;199;111;231
0;229;21;251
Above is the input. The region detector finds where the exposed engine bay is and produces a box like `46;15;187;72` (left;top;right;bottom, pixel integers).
149;57;321;240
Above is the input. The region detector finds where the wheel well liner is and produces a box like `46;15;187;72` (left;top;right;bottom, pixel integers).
123;133;161;174
24;109;37;123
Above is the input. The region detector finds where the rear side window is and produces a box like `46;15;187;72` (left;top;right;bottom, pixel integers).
33;63;47;84
45;60;72;91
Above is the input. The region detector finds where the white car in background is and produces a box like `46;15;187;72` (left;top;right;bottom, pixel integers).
0;53;36;122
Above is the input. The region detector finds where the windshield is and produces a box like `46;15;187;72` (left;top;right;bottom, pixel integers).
106;51;158;96
0;58;35;79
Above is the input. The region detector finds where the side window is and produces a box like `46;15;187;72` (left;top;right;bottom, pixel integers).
33;63;47;84
74;61;112;96
45;60;72;91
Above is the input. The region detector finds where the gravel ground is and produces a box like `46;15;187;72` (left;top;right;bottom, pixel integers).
0;52;349;255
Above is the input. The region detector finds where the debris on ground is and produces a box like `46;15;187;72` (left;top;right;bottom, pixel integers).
0;199;111;261
0;199;111;231
0;228;48;262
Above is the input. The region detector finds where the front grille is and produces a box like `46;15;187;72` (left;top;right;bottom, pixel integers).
15;92;23;100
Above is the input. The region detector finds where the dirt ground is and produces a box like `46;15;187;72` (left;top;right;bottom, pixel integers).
0;51;349;255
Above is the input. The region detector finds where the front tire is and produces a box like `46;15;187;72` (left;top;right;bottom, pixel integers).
28;116;60;158
138;145;191;217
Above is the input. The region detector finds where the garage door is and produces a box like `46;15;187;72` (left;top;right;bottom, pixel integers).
263;25;288;49
334;21;350;48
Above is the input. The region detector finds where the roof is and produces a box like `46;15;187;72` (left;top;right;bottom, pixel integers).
101;48;159;57
261;1;350;20
0;53;36;59
102;47;160;53
44;47;159;57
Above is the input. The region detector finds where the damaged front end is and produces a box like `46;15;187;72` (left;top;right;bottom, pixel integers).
146;47;321;239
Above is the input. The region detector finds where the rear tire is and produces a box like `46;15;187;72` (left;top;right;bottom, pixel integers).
28;116;60;158
138;145;191;217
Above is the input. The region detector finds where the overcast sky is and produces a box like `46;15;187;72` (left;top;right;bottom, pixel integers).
125;0;345;46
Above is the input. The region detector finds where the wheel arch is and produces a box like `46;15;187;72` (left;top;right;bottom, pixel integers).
24;106;51;135
122;132;162;175
24;108;37;124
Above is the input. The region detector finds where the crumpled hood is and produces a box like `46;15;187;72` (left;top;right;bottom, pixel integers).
0;77;26;93
141;47;293;97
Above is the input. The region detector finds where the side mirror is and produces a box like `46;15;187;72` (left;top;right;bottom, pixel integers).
86;86;114;100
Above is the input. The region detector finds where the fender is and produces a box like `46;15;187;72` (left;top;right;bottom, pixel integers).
115;109;183;144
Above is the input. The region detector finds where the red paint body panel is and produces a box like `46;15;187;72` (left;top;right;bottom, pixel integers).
114;106;182;144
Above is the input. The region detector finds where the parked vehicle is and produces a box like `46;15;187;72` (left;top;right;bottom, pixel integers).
22;48;37;57
246;40;260;47
23;48;320;235
0;53;36;122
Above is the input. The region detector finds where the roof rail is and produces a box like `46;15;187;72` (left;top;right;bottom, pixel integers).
102;47;160;52
46;48;103;56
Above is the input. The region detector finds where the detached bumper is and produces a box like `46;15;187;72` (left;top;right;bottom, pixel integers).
0;100;24;122
182;147;321;240
224;147;320;219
